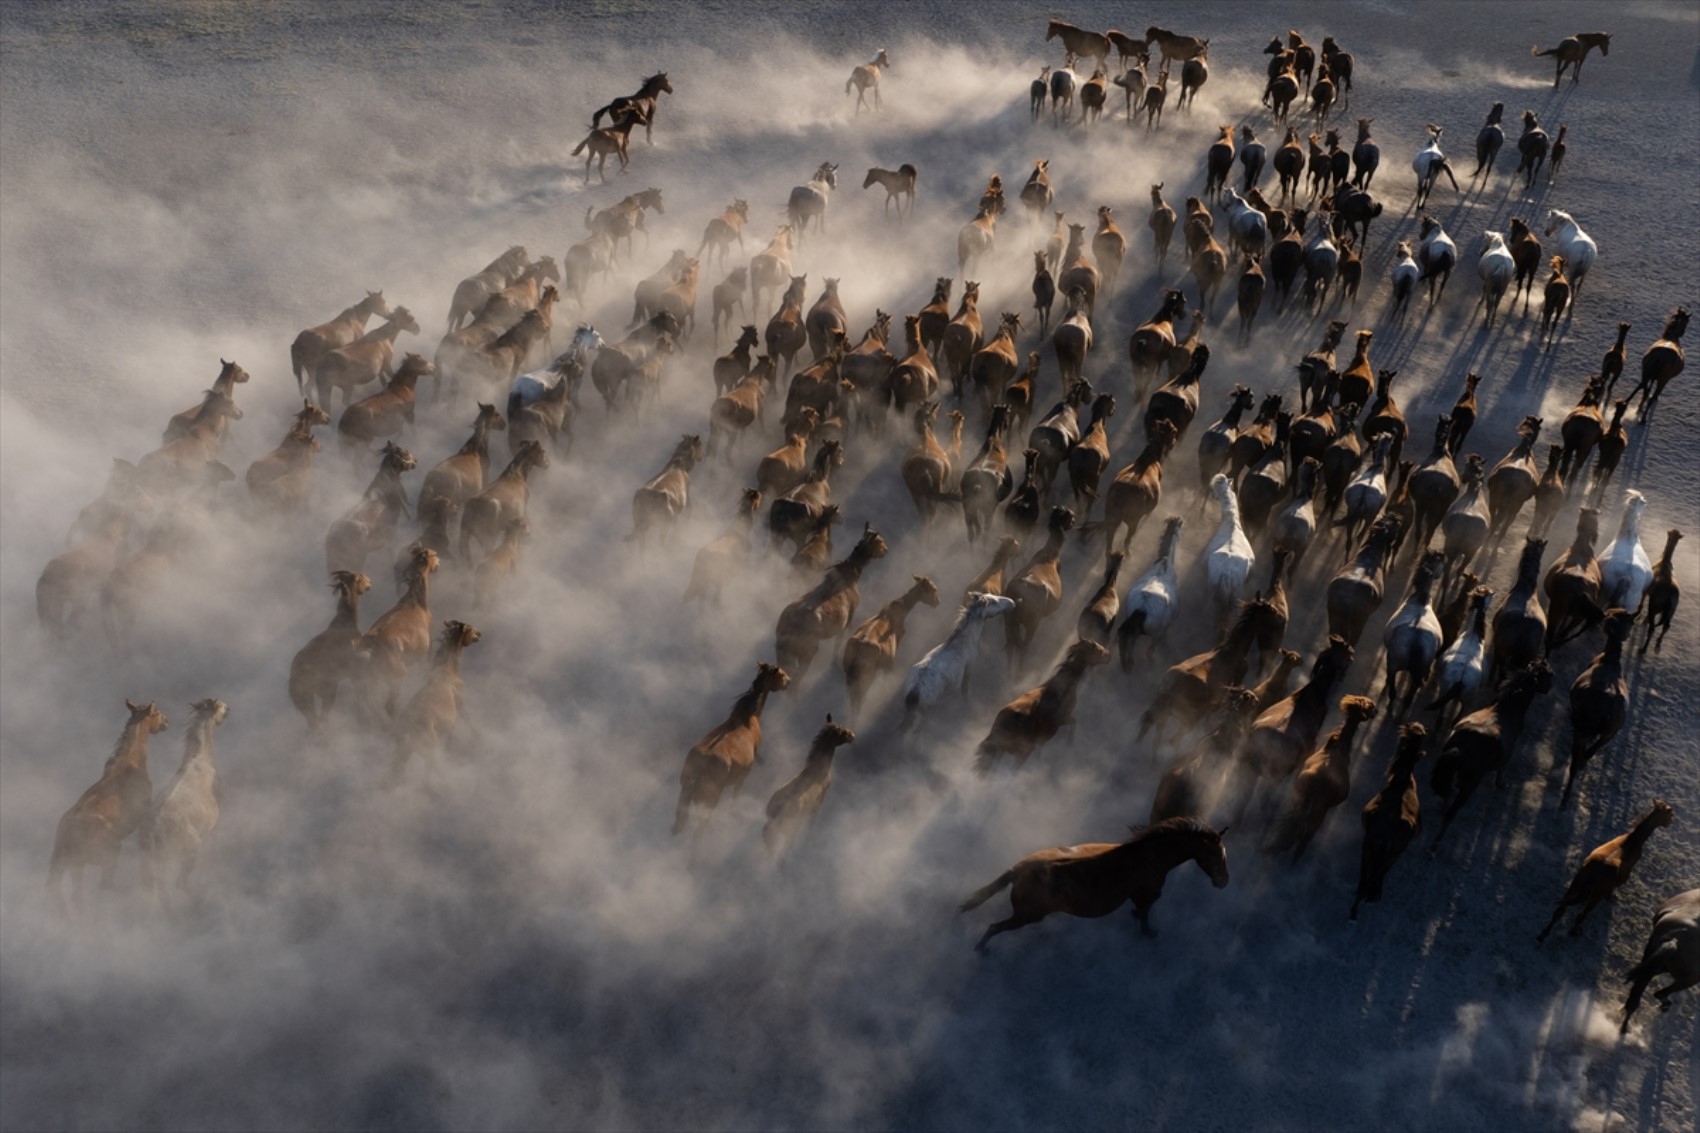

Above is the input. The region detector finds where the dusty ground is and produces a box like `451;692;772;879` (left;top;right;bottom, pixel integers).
1;2;1696;1130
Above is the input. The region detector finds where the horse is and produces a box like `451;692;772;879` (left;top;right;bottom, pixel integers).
697;199;750;269
1476;231;1516;327
1416;216;1457;307
672;662;791;839
460;440;549;559
627;434;704;547
247;401;331;513
863;164;917;220
1412;125;1459;208
1471;103;1504;179
1533;33;1610;87
1178;52;1209;111
1351;118;1378;188
588;187;665;259
956;206;996;277
976;638;1107;770
1627;308;1689;414
1030;66;1051;120
1144;26;1209;71
846;48;891;113
164;358;249;443
762;717;856;857
446;249;527;332
591;71;672;142
1514;110;1549;189
570;104;647;184
841;577;939;726
1148;183;1177;267
293;292;390;394
1621;889;1700;1033
787;163;839;244
324;441;415;575
960;818;1228;948
1079;67;1109;124
48;699;169;912
1046;19;1110;70
1508;216;1544;313
748;225;795;317
314;307;420;411
1544;209;1597;298
1049;65;1077;125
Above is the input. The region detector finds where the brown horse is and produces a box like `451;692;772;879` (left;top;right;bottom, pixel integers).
472;519;528;606
899;402;964;526
698;199;750;270
293;292;391;394
769;438;844;546
388;620;481;784
164;360;249;443
571;104;648;184
48;699;169;911
247;401;331;513
1046;20;1111;69
684;488;763;607
314;307;420;411
1639;530;1682;655
863;164;917;220
940;282;984;399
976;638;1108;774
1003;506;1077;669
842;576;940;725
1561;609;1632;806
325;442;415;575
775;524;888;679
763;716;856;858
888;313;940;416
1097;418;1177;565
1263;695;1378;859
136;389;242;490
419;402;506;515
460;440;549;559
1628;308;1689;415
708;359;778;459
592;72;672;142
1351;724;1426;919
961;816;1228;947
1533;32;1610;87
673;662;790;838
840;311;896;429
1128;289;1189;400
358;546;439;719
1544;508;1603;651
1428;660;1554;852
626;434;703;547
1539;800;1674;941
336;353;433;451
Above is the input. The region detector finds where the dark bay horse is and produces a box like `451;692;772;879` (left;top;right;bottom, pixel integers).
591;72;673;144
960;817;1229;949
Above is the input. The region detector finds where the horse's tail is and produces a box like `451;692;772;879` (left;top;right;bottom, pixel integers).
1532;45;1556;58
290;340;307;395
972;739;1003;777
845;75;854;96
958;869;1015;913
571;134;591;157
590;102;609;128
1262;803;1306;858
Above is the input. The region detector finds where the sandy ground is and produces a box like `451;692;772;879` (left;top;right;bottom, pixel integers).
2;2;1697;1130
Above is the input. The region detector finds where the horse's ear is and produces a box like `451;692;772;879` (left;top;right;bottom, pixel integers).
825;713;833;724
126;698;138;712
1216;825;1231;839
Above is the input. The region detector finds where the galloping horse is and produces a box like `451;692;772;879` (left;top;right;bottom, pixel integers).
1533;32;1610;87
786;163;838;245
846;48;891;113
1046;20;1110;70
591;71;672;143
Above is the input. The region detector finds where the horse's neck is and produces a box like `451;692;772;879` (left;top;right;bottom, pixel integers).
1614;507;1641;544
109;722;153;772
369;466;406;504
181;719;218;770
401;572;431;609
1217;490;1243;530
435;642;467;677
1037;528;1068;564
331;588;363;631
370;320;404;344
1657;533;1680;570
1111;830;1200;876
1623;815;1662;857
729;687;770;724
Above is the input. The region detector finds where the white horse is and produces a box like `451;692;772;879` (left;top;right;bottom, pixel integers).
1412;124;1459;208
1382;554;1444;716
140;698;227;904
1116;515;1183;669
899;593;1016;729
1476;231;1516;327
1428;585;1491;728
1600;489;1654;613
511;324;604;410
1544;209;1597;297
786;163;838;245
1221;189;1268;256
1386;240;1421;322
1205;474;1255;622
1417;216;1457;306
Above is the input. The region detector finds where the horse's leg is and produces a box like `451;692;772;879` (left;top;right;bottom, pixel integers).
975;913;1033;953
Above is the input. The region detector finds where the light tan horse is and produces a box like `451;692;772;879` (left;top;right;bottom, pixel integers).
900;402;965;526
889;313;940;417
846;48;892;113
139;697;227;904
684;488;763;606
763;716;856;858
446;248;526;331
247;401;331;512
314;307;420;411
164;360;250;443
1093;206;1128;295
673;662;792;838
749;225;796;318
289;570;373;730
957;206;997;277
940;282;985;400
697;199;750;269
570;104;648;184
49;698;169;912
480;259;563;334
136;389;242;490
968;312;1023;416
842;576;940;725
359;545;440;719
293;291;391;395
658;257;701;340
325;441;416;574
708;359;778;459
389;621;481;784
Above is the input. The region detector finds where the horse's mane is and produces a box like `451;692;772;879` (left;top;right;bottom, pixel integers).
1124;816;1217;842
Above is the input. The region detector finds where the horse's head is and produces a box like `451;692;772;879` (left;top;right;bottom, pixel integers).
965;592;1017;620
124;698;170;735
188;698;230;728
380;441;417;473
361;290;390;317
390;306;421;335
754;660;791;693
875;48;891;70
441;620;482;652
217;358;251;385
1544;209;1572;236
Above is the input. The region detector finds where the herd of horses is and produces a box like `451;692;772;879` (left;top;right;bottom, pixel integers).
33;18;1698;1038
